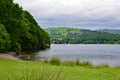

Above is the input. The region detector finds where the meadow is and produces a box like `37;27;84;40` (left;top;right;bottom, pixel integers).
0;58;120;80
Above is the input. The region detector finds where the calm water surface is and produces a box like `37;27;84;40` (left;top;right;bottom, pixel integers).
36;44;120;67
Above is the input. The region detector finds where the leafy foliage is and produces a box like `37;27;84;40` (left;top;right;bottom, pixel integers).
0;24;11;52
0;0;50;52
46;27;120;44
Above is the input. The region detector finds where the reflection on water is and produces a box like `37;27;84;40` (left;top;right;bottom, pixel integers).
28;44;120;67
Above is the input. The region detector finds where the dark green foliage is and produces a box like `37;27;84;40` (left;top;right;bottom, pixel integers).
0;0;50;52
0;24;11;52
18;11;51;51
46;27;120;44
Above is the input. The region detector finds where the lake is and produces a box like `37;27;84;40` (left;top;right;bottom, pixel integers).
35;44;120;67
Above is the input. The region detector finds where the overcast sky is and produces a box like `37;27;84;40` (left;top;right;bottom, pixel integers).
14;0;120;29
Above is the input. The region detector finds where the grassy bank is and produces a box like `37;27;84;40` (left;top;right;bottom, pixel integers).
0;58;120;80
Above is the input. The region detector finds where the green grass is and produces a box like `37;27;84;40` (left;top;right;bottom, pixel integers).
46;57;92;67
0;58;120;80
0;58;64;80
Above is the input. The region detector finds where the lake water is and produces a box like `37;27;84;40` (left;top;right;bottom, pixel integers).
35;44;120;67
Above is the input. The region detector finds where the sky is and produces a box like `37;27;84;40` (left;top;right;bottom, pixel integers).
14;0;120;30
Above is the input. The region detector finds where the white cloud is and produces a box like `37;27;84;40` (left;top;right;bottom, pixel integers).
14;0;120;18
14;0;120;29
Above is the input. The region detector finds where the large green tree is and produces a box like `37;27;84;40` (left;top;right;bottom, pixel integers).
0;0;51;52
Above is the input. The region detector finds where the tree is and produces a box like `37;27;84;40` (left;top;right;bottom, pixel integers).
0;24;11;52
0;0;51;52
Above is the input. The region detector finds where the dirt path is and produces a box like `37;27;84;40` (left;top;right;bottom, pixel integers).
0;52;19;60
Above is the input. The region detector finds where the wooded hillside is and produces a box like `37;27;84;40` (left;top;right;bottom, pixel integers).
46;27;120;44
0;0;50;52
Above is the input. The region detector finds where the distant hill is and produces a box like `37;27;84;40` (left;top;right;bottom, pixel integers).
96;29;120;34
46;27;120;44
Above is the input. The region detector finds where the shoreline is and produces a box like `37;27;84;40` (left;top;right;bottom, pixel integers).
0;52;20;60
0;52;120;68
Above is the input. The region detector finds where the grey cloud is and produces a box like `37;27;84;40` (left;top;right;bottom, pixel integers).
14;0;120;29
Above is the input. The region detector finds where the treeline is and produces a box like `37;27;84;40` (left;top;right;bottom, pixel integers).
97;29;120;34
0;0;51;52
46;27;120;44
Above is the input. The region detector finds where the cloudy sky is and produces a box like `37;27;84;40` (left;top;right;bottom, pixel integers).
14;0;120;29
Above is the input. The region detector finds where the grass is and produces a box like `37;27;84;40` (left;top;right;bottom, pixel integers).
47;57;92;66
50;57;61;65
0;58;120;80
0;58;64;80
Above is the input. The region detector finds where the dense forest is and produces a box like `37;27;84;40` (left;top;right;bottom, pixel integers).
0;0;51;52
46;27;120;44
97;29;120;34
